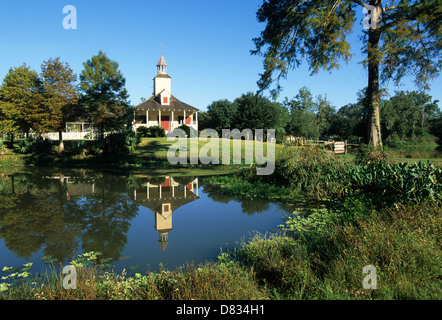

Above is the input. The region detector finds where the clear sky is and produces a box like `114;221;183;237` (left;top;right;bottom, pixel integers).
0;0;440;111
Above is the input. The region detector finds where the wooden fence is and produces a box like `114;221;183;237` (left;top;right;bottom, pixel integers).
324;140;348;154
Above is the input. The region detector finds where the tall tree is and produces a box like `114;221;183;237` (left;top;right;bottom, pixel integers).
329;102;366;139
0;64;42;141
79;51;131;135
314;94;336;137
381;90;440;140
205;99;238;133
234;92;289;141
40;58;78;152
284;87;319;139
252;0;441;147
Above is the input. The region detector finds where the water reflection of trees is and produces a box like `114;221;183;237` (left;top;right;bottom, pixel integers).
0;171;285;268
201;184;272;216
0;171;139;265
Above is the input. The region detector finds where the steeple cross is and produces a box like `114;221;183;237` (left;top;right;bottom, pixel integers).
159;42;165;53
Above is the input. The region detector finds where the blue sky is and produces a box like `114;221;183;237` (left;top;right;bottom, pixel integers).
0;0;440;111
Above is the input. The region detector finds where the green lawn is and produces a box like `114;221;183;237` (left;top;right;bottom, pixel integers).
136;137;287;162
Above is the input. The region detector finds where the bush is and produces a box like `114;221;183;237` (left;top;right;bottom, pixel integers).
136;126;150;138
148;126;166;138
349;161;442;204
70;140;88;156
16;137;53;155
168;124;197;138
0;138;5;155
355;144;388;165
270;146;349;200
99;131;141;156
136;126;166;138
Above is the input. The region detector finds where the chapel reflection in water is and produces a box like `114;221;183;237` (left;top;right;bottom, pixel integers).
132;177;200;252
0;171;200;263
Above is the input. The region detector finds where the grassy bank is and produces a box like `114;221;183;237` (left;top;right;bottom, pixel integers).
1;201;440;300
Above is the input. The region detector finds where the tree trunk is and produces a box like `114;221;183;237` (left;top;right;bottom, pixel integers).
367;1;382;147
59;131;64;153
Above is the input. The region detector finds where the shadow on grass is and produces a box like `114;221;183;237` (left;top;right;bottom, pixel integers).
136;140;171;158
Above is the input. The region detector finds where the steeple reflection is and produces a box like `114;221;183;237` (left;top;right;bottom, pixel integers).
132;177;200;251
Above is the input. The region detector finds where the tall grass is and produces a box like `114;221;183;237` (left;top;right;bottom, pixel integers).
230;203;442;300
1;262;269;300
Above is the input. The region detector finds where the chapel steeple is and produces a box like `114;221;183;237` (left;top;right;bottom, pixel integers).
153;54;171;100
157;54;167;74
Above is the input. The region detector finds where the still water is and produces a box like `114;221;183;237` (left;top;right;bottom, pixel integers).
0;169;289;275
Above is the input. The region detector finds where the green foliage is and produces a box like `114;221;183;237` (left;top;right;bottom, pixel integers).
349;161;442;204
328;99;367;140
100;131;140;156
79;51;131;134
381;90;440;141
252;0;441;147
0;64;41;135
229;203;442;300
136;126;149;138
234;92;289;142
0;138;5;155
272;146;348;200
16;137;53;155
168;124;196;138
355;145;388;165
283;87;319;139
137;126;166;138
205;99;238;133
2;256;268;300
70;140;89;156
39;57;78;135
146;125;166;138
204;174;294;202
0;262;33;293
281;205;336;233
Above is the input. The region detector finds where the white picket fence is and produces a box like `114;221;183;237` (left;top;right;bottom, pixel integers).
37;132;92;140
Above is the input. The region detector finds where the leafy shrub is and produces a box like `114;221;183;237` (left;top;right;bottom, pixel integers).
168;124;198;138
147;126;166;138
0;139;5;155
98;131;141;156
355;144;388;165
271;146;349;200
136;126;150;138
238;145;441;205
16;137;53;155
136;126;166;138
349;161;442;204
70;140;88;156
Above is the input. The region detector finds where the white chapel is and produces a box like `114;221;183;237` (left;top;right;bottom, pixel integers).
133;54;199;133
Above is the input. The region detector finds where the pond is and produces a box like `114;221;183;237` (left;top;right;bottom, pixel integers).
0;169;289;275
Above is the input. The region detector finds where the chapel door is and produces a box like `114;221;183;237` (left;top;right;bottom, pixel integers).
161;116;170;131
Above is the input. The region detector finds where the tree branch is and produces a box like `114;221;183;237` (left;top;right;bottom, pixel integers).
350;0;369;9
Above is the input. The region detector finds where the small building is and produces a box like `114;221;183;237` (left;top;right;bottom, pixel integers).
133;54;199;134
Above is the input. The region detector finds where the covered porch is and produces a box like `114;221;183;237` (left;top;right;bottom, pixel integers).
133;109;198;134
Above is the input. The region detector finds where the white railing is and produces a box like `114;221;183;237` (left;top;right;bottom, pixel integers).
33;132;92;140
134;122;198;134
